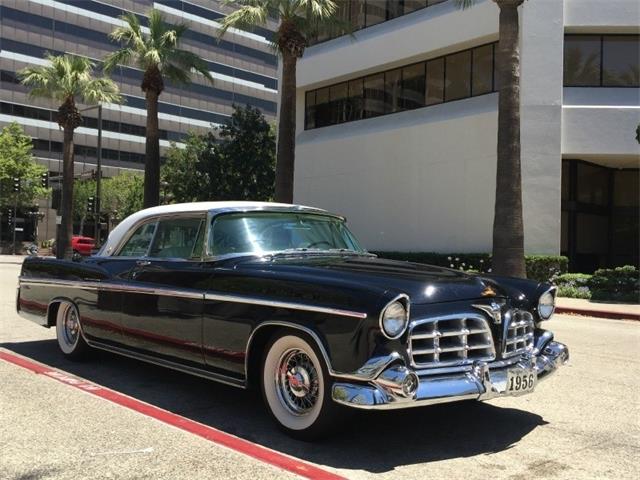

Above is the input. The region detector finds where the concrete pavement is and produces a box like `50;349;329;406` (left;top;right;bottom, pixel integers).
1;262;639;479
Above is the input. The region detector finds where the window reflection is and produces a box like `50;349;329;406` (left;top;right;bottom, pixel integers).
425;58;445;106
445;51;472;101
364;74;385;118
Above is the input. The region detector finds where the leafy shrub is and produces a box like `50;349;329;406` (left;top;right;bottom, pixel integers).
553;273;592;299
373;252;568;282
588;266;639;303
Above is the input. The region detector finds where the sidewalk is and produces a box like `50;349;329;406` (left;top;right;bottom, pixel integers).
0;255;25;265
556;297;640;321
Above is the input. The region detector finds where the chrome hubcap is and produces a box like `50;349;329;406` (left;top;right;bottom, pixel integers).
63;307;79;345
275;349;319;415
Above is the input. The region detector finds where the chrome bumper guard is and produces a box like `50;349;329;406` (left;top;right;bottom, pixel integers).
332;333;569;410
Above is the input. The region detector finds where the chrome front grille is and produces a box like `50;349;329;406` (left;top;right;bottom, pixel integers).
503;310;535;357
409;314;496;368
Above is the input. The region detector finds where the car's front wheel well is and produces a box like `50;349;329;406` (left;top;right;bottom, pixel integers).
246;324;332;390
47;301;61;327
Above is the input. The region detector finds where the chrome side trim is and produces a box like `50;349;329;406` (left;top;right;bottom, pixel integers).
204;292;367;319
86;339;246;389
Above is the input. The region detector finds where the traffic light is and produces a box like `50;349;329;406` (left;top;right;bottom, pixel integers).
41;172;49;188
7;208;13;225
87;196;95;214
13;177;20;193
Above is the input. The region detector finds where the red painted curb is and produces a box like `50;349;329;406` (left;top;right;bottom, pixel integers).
555;307;639;321
0;350;345;480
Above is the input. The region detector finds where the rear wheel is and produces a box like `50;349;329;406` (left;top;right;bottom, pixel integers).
55;302;90;360
261;331;343;440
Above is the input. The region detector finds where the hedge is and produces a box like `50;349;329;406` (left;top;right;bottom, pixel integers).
552;273;593;299
372;252;568;283
589;266;639;303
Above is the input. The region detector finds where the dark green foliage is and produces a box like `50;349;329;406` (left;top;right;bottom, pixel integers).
162;105;275;202
588;266;639;303
372;252;568;283
552;273;593;299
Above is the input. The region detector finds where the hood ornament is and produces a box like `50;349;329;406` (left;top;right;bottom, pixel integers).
473;302;502;324
481;286;496;297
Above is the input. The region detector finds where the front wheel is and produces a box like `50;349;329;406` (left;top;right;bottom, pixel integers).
261;332;343;440
55;302;90;360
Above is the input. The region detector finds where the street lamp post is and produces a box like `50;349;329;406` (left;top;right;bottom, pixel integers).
80;104;102;247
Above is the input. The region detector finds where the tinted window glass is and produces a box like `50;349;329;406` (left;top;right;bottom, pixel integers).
330;82;349;124
425;58;445;105
602;35;640;86
401;63;426;110
564;36;601;86
118;222;157;257
347;79;364;121
404;1;427;14
149;217;204;259
445;50;472;101
315;87;330;127
305;91;316;129
365;1;387;27
351;0;366;29
385;68;402;114
472;44;494;95
364;74;385;118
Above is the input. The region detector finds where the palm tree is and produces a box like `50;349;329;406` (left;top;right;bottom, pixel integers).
219;0;341;203
19;54;121;259
104;9;213;208
456;0;527;278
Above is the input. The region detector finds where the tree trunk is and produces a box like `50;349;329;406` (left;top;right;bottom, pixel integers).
491;0;526;278
144;89;161;208
275;52;297;203
58;126;75;259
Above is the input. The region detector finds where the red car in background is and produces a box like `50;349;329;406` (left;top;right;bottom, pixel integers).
71;236;95;256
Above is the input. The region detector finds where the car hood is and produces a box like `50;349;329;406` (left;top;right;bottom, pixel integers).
230;254;518;305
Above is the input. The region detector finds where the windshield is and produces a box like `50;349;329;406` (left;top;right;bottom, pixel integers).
209;212;366;256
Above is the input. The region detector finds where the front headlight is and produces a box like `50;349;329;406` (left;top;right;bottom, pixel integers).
537;289;556;320
380;295;409;339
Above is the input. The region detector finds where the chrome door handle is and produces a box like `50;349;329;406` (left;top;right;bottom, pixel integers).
136;260;151;267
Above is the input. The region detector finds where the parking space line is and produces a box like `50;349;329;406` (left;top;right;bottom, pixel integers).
0;350;345;480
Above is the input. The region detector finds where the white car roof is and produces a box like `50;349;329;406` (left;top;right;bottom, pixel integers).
98;201;333;257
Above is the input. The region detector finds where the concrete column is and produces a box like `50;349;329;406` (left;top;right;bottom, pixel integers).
520;0;565;255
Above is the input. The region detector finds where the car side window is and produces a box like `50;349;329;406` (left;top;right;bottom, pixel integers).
117;222;157;257
148;217;204;260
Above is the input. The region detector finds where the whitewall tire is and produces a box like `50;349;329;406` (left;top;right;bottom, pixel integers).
55;302;90;360
261;332;342;440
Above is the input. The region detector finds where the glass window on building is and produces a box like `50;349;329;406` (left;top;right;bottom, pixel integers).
365;1;387;27
564;35;601;86
445;50;472;101
404;1;427;13
351;0;366;30
401;62;426;110
385;68;403;114
315;87;331;128
364;73;385;118
472;44;494;95
425;57;445;105
347;79;364;121
577;162;609;206
305;91;316;130
602;35;640;87
329;82;349;125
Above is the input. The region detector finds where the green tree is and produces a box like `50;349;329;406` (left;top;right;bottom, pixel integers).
456;0;527;278
104;9;213;209
162;105;276;202
19;54;121;259
0;122;49;242
220;0;341;203
72;179;96;235
102;172;144;220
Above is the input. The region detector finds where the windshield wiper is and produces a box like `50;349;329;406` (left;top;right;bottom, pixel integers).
267;248;375;258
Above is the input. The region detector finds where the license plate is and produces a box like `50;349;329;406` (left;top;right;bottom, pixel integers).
506;369;537;395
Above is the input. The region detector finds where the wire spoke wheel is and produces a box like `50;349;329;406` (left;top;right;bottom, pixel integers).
275;349;320;416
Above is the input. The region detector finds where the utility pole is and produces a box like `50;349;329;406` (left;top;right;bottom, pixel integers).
80;103;103;248
12;177;20;255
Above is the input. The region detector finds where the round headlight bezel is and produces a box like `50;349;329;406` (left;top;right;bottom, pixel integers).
537;287;556;320
379;294;410;340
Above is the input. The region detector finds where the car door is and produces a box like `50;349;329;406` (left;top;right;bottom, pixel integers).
118;215;208;366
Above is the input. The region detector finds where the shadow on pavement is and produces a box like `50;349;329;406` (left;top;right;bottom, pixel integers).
3;339;547;474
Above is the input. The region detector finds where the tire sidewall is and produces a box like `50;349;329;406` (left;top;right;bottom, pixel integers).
261;331;335;438
55;302;88;358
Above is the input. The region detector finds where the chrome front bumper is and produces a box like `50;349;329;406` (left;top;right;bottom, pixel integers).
331;334;569;410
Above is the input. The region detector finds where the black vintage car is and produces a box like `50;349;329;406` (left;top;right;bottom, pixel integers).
17;202;569;439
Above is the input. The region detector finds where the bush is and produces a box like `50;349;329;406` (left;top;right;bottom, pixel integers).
588;266;639;303
373;252;568;282
553;273;592;299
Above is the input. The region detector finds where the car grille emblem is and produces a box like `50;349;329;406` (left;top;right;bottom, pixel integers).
472;302;503;324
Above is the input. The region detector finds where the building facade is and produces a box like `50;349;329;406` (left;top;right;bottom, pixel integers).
294;0;639;272
0;0;277;242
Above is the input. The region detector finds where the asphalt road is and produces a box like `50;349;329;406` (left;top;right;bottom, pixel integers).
1;261;639;479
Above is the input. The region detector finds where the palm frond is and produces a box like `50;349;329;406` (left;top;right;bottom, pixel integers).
103;48;134;73
166;49;214;84
82;77;123;105
219;4;269;37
